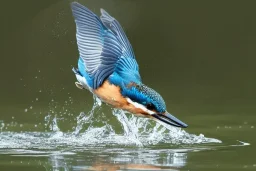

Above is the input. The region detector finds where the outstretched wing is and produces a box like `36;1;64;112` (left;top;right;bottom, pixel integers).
100;8;135;60
71;2;140;89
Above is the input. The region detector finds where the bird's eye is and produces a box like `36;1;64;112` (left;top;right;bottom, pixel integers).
146;103;155;111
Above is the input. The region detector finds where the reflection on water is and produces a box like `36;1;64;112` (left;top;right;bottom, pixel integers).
0;141;252;171
47;148;187;171
3;147;187;171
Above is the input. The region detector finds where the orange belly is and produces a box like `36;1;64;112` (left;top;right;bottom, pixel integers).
93;80;146;115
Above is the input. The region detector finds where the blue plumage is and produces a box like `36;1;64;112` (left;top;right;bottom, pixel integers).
78;57;93;87
71;2;188;128
122;84;166;113
71;2;137;89
72;2;165;113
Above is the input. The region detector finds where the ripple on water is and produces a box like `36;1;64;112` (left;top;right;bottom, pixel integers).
0;97;221;149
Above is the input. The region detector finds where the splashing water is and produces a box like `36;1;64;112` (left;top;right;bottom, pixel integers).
0;97;221;149
71;97;221;146
73;96;102;135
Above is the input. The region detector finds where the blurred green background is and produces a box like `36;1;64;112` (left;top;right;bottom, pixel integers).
1;0;256;170
1;0;255;131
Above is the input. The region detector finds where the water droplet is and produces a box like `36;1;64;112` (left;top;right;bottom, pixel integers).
39;90;42;93
35;76;37;79
251;126;254;128
24;109;28;112
12;116;14;119
34;124;38;128
30;106;33;109
36;98;39;101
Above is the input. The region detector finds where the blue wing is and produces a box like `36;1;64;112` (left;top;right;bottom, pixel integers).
71;2;141;89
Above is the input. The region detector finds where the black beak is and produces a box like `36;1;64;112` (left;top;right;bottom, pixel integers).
152;112;188;128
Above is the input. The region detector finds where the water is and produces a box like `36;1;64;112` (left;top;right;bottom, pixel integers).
0;97;252;170
0;97;221;148
1;0;256;170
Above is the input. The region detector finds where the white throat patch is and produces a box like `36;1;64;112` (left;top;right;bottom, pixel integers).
126;98;155;115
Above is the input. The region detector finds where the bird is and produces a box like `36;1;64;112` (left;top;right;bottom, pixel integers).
70;2;188;128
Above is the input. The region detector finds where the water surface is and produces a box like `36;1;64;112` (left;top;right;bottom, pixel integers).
1;0;256;170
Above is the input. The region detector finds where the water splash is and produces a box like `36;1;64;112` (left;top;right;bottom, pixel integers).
110;109;221;145
0;97;221;149
70;97;221;146
73;96;102;135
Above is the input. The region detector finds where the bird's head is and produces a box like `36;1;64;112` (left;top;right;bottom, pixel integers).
123;83;188;128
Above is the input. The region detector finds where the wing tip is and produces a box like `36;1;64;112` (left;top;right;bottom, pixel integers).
100;8;113;21
71;1;81;9
100;8;105;14
71;1;91;13
70;2;84;15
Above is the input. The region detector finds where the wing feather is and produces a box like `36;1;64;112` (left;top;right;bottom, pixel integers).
71;2;140;89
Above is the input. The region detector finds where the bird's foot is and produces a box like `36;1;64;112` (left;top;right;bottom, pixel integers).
75;82;85;89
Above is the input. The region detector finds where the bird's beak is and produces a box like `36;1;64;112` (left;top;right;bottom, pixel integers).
152;112;188;128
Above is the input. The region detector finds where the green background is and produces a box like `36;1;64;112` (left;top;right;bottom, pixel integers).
0;0;256;170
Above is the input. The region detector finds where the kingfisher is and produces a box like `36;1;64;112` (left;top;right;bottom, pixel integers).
71;2;188;128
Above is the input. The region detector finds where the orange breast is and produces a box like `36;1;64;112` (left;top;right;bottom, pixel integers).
93;80;147;115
